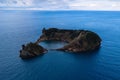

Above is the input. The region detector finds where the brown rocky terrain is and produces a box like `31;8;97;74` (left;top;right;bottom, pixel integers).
20;28;101;59
20;42;47;59
36;28;102;52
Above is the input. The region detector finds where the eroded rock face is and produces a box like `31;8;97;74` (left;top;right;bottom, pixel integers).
20;28;102;59
20;42;47;59
36;28;102;52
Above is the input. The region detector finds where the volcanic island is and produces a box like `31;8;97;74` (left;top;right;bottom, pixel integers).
20;28;102;59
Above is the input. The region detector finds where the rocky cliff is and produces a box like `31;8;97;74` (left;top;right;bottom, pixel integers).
20;28;101;59
36;28;102;52
20;42;47;59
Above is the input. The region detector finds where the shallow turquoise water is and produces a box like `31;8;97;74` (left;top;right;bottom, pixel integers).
0;10;120;80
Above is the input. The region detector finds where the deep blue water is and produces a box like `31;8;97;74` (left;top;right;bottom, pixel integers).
0;10;120;80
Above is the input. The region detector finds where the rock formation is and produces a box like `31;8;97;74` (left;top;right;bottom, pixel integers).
20;28;102;59
36;28;102;52
20;42;47;59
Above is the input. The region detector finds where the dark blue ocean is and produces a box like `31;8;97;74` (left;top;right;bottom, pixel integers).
0;10;120;80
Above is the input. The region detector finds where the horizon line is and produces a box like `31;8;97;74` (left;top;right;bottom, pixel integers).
0;9;120;11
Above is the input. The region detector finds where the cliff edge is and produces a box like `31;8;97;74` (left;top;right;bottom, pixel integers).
20;42;47;59
36;28;102;52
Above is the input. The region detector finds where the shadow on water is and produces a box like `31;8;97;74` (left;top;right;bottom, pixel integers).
20;54;45;62
66;47;102;60
72;47;101;55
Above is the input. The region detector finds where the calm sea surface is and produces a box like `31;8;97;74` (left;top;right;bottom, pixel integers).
0;10;120;80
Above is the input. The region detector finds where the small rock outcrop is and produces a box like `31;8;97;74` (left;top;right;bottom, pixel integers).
20;42;47;59
36;28;102;52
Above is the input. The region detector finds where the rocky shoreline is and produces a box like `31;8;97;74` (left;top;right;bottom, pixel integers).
20;42;47;59
20;28;102;59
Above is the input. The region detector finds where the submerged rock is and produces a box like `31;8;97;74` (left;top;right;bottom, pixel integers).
20;42;47;59
36;28;102;52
